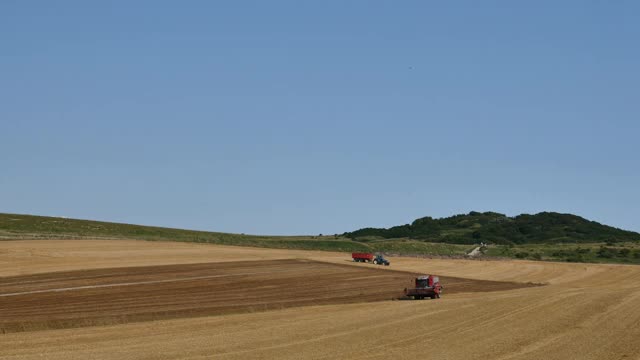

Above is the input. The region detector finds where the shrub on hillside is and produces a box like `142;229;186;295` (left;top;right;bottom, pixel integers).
597;246;617;258
530;252;542;260
619;248;631;257
565;254;585;262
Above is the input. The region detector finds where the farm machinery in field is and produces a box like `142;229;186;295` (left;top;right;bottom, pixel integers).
404;275;443;300
351;252;390;266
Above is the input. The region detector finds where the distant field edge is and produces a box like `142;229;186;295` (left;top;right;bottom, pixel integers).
2;212;639;264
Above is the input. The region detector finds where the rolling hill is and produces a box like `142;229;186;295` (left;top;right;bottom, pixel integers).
2;211;639;264
343;211;640;245
0;213;471;256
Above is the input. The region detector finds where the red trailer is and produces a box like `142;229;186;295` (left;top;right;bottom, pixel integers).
352;252;374;263
352;253;391;265
404;275;443;300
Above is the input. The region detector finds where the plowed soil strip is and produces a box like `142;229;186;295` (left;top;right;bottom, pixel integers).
0;259;534;333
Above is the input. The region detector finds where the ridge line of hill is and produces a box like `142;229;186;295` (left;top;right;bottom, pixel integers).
343;211;640;245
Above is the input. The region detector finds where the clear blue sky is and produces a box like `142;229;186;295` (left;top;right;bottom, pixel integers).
1;1;638;235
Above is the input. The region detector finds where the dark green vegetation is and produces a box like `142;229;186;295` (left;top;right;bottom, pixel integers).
0;213;471;256
486;242;640;265
344;211;640;245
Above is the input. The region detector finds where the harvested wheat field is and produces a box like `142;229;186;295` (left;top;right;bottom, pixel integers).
0;259;528;333
1;240;640;360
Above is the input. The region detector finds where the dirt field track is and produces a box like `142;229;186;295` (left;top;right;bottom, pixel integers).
2;240;640;360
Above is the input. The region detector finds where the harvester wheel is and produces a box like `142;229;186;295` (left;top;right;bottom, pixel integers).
373;260;378;265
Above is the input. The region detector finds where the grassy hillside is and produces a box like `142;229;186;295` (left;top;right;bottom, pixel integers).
4;212;638;264
344;211;640;245
486;242;640;265
0;213;471;256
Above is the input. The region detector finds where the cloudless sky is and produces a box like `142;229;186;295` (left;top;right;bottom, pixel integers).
1;1;639;235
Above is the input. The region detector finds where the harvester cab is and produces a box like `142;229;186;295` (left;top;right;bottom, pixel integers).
416;275;439;288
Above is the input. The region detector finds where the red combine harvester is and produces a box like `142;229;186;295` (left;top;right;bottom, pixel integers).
351;253;390;266
404;275;443;300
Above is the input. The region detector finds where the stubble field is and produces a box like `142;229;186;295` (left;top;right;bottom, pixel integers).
1;240;640;360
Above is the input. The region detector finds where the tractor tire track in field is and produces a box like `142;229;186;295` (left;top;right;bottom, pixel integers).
0;259;534;334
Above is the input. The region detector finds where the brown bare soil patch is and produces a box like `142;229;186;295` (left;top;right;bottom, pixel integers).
0;259;531;333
